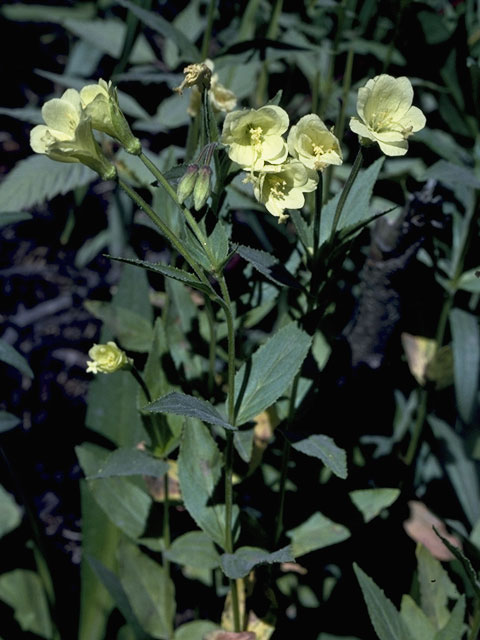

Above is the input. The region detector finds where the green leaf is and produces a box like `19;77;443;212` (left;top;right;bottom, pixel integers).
236;245;302;288
457;268;480;294
0;485;22;538
165;531;220;570
117;540;175;639
290;210;313;252
232;322;312;426
0;411;21;433
0;339;33;377
117;0;201;62
178;418;238;550
220;545;294;579
88;447;168;479
450;308;479;423
75;230;110;269
234;428;254;463
340;39;405;65
286;512;350;557
434;595;466;640
415;129;471;166
400;594;436;640
320;157;385;246
349;488;400;523
418;10;452;44
174;621;220;640
433;526;480;598
63;18;155;64
0;156;95;214
87;555;148;640
1;2;95;21
292;435;347;479
0;211;33;227
146;392;235;430
426;160;480;190
85;300;153;352
0;570;53;639
416;544;459;630
105;255;214;296
353;563;409;640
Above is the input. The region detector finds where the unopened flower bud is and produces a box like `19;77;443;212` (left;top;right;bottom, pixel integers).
86;341;132;374
193;166;212;210
177;164;199;204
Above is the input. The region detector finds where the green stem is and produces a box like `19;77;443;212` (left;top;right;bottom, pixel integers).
205;298;217;397
468;597;480;640
201;0;217;60
130;365;152;402
117;178;208;285
255;0;283;106
319;0;347;118
328;148;363;243
404;387;428;466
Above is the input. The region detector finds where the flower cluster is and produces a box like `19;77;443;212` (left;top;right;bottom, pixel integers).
86;342;132;375
221;105;341;223
30;79;141;178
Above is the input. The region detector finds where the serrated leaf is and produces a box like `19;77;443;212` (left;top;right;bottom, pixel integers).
287;512;350;557
0;156;95;213
118;0;200;62
232;322;312;426
146;392;235;430
88;447;168;479
236;245;302;288
106;255;214;296
0;411;21;433
117;540;175;639
0;485;22;538
433;526;480;597
0;570;52;638
450;308;479;423
292;435;347;479
0;340;34;377
84;300;153;352
353;563;409;640
320;157;384;246
0;211;33;227
400;594;436;640
220;545;294;579
416;544;459;630
349;488;400;523
165;531;220;570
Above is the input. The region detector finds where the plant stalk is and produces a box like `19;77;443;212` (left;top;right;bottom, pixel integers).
328;147;363;243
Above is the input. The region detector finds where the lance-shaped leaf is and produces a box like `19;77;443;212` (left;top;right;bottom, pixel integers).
232;322;312;426
0;339;34;377
146;392;235;430
236;245;302;289
165;531;220;570
416;543;459;630
84;300;153;352
292;435;347;479
220;545;294;579
87;447;168;479
0;485;22;538
287;512;350;557
0;570;53;638
450;308;479;423
0;411;21;433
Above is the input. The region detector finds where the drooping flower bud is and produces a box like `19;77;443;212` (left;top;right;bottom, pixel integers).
177;164;199;204
193;166;212;210
86;341;132;374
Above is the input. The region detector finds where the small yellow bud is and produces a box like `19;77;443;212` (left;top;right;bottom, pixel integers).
177;164;199;204
193;166;212;210
86;341;132;374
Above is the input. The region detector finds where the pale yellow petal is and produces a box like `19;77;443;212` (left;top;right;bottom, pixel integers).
377;139;408;156
42;99;79;134
397;105;426;133
349;117;375;141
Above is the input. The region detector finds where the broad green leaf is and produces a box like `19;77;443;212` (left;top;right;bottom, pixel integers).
349;488;400;523
146;392;235;430
0;211;33;227
292;435;347;479
0;156;95;214
0;570;52;638
178;418;238;549
0;339;33;377
236;245;302;288
434;596;466;640
87;556;148;640
105;255;214;296
0;411;21;433
207;221;230;268
165;531;220;570
174;621;220;640
63;18;155;64
457;268;480;294
117;540;175;639
88;447;168;479
415;129;471;166
113;257;153;324
232;322;312;426
319;157;384;246
117;0;200;62
416;544;459;630
429;416;480;527
450;308;479;423
234;428;254;463
426;160;480;190
418;10;452;44
400;594;436;640
85;301;153;352
0;485;22;537
353;563;409;640
1;3;95;21
220;545;294;579
286;512;350;557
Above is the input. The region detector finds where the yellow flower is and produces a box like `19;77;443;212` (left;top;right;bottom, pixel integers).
86;341;132;374
80;79;141;155
221;105;289;170
187;60;237;117
287;113;343;171
250;160;318;223
30;89;116;180
349;74;426;156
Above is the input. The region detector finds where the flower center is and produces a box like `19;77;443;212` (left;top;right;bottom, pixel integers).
312;143;325;157
249;126;263;147
269;177;287;199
